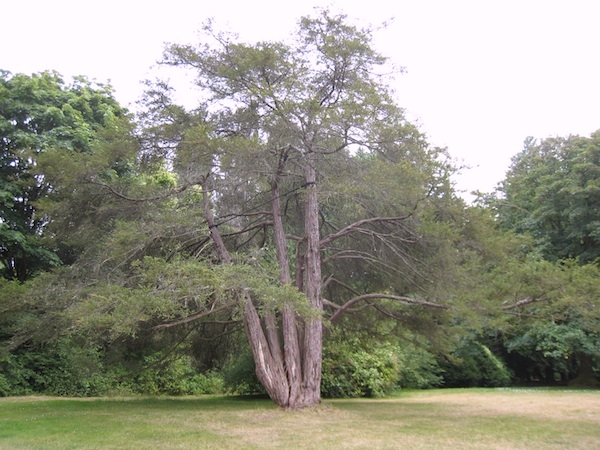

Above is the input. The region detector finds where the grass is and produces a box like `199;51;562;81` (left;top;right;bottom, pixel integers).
0;388;599;449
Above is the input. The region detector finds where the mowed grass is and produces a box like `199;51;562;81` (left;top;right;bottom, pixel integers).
1;389;599;449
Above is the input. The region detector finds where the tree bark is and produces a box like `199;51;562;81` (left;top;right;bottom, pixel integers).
203;180;290;405
203;173;323;409
299;155;323;407
271;179;303;406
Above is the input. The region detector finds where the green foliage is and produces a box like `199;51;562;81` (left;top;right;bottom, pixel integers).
321;337;400;398
136;353;225;396
472;257;600;385
441;340;512;388
494;131;600;263
0;372;10;396
221;348;266;396
0;70;128;280
395;343;444;389
0;337;227;397
0;354;32;396
0;338;110;396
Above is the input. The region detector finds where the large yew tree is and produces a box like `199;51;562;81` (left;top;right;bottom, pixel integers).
140;10;452;408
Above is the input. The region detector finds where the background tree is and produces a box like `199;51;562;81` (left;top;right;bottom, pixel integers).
484;137;600;385
0;70;127;280
494;131;600;263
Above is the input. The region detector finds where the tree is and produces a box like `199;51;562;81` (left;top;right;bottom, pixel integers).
4;12;462;407
489;259;600;385
494;131;600;263
488;131;600;385
0;70;127;280
149;9;453;408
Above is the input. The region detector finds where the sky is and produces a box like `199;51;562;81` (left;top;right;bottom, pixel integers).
2;0;599;200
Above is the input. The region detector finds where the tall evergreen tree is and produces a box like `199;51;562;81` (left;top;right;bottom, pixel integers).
0;70;127;280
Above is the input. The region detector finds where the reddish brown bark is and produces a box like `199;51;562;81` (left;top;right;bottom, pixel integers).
203;169;323;408
299;155;323;407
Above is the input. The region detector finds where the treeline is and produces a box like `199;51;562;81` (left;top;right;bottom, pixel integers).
1;11;599;402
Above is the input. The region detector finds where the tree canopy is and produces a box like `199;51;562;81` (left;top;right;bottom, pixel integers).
494;132;600;263
0;70;127;280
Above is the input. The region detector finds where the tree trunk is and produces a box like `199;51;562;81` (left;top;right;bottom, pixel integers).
298;156;323;407
569;353;600;387
271;179;303;406
203;173;323;409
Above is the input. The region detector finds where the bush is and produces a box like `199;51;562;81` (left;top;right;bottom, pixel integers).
441;341;512;387
321;338;400;398
221;349;266;396
0;339;112;397
396;344;443;389
0;372;12;397
0;341;226;397
0;354;34;396
136;354;225;396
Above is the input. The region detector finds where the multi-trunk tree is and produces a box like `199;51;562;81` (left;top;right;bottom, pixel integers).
4;11;461;407
143;10;453;408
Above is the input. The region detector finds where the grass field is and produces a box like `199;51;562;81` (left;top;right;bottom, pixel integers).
1;388;599;449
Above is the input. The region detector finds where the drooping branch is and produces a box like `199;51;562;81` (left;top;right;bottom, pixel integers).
322;249;411;281
319;216;412;247
502;296;548;310
87;179;192;202
152;301;237;330
329;293;448;323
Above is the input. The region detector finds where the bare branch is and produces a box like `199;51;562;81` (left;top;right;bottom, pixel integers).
320;216;411;247
502;296;548;310
329;293;447;323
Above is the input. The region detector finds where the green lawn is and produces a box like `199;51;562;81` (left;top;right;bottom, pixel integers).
1;389;598;449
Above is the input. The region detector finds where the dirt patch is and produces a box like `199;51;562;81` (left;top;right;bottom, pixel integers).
400;389;600;421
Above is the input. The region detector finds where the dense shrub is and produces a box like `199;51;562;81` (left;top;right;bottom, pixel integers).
136;353;225;395
321;338;400;398
0;372;10;396
396;344;444;389
0;340;226;397
0;339;112;396
221;349;266;396
441;341;512;387
0;354;33;396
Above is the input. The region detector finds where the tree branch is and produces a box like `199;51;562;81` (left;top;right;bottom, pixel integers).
320;216;412;247
329;293;447;323
87;179;191;202
502;296;547;310
152;301;237;330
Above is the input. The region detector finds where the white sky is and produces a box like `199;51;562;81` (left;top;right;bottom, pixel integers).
2;0;599;200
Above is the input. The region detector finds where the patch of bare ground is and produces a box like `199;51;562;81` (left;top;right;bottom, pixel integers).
208;404;356;448
399;389;600;421
218;390;600;449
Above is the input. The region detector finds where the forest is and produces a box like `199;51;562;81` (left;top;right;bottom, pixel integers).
1;10;599;408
